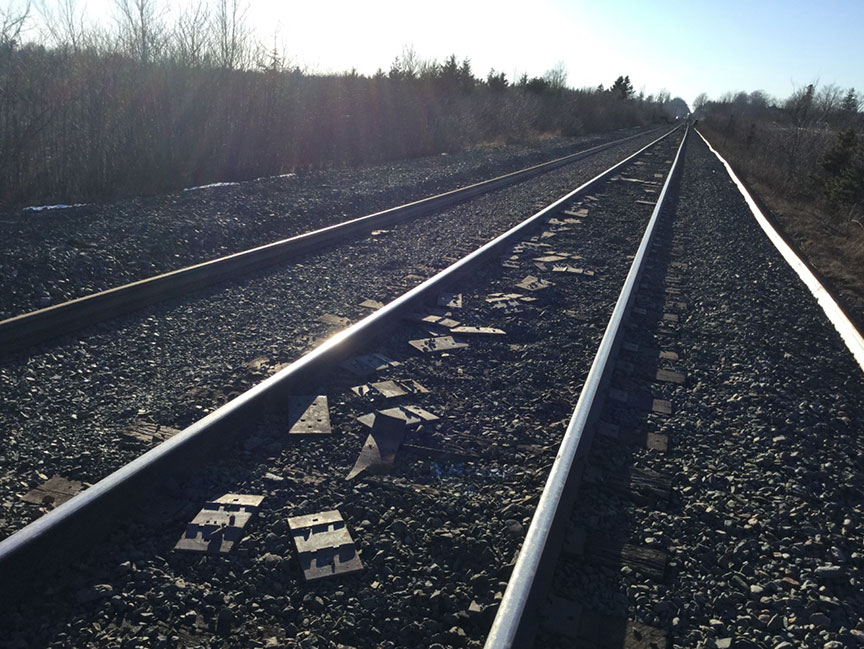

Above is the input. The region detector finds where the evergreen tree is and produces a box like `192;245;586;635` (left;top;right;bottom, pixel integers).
610;75;634;100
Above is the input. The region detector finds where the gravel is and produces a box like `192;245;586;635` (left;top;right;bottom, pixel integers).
0;128;670;542
0;127;658;320
0;133;684;648
539;134;864;649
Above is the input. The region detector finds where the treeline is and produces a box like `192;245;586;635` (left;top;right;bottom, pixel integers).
0;1;677;207
696;84;864;223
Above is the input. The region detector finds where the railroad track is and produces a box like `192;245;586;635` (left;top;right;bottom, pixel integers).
3;124;863;649
0;126;677;544
0;126;683;629
0;127;666;356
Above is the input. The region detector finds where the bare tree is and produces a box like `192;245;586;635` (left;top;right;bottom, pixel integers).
1;0;31;44
692;92;709;113
815;84;843;123
36;0;88;49
172;0;210;66
543;61;568;91
389;45;421;80
114;0;164;63
212;0;250;69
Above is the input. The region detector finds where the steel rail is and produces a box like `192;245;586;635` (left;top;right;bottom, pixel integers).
484;124;690;649
0;126;682;600
0;127;669;357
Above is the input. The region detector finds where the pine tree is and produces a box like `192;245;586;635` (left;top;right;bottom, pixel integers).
610;75;634;100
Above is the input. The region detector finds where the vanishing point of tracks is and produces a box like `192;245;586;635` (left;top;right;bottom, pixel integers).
2;125;864;649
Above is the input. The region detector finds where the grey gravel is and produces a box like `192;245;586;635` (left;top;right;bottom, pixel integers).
0;132;684;648
0;129;668;542
540;135;864;649
0;127;656;319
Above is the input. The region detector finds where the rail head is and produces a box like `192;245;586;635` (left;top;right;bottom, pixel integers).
483;124;690;649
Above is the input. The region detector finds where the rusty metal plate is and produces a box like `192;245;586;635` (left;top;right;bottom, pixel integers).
122;421;181;445
515;275;553;291
317;313;351;328
174;494;263;554
356;405;439;429
533;255;568;263
409;336;468;353
491;300;524;314
347;412;407;479
213;494;265;509
437;293;462;309
288;395;331;435
486;293;523;303
351;379;428;399
418;314;460;329
341;353;401;376
450;326;506;336
246;356;271;372
520;241;552;251
552;265;594;276
20;476;83;508
287;510;363;581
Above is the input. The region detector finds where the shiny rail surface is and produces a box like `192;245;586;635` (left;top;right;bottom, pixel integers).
484;124;690;649
0;126;682;600
0;127;668;356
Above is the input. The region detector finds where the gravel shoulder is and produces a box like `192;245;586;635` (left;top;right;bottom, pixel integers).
554;134;864;649
0;127;657;320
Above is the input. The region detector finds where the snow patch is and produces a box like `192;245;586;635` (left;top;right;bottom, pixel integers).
183;173;295;192
22;203;89;212
254;172;297;181
183;181;240;191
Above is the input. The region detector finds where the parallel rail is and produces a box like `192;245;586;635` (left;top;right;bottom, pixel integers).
0;127;668;356
484;124;690;648
0;126;682;600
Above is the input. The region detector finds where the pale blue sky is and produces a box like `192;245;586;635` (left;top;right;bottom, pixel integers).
16;0;864;107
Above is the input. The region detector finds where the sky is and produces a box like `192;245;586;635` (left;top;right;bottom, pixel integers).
13;0;864;109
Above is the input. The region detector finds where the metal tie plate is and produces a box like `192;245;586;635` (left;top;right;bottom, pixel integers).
174;494;264;554
287;395;331;435
449;326;506;336
316;313;351;328
355;405;439;429
437;293;463;309
341;353;401;376
515;275;554;291
533;255;568;263
351;379;429;400
347;412;407;479
408;336;468;353
20;476;83;508
287;510;363;581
